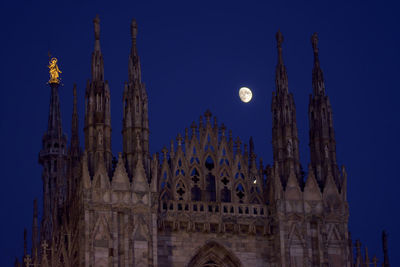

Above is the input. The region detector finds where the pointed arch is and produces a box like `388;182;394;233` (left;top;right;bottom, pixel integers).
174;178;188;201
190;167;202;201
187;241;242;267
219;167;232;202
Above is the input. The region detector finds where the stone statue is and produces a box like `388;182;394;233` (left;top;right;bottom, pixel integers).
324;144;329;158
94;15;100;40
48;57;61;84
287;139;293;157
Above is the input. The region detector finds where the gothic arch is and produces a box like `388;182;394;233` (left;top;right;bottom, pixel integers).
187;241;242;267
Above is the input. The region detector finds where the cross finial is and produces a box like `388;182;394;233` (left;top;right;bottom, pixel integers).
24;255;32;266
161;147;168;160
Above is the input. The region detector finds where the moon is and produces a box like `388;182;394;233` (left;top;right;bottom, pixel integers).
239;87;252;103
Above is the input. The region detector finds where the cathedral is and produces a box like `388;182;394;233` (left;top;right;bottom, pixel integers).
15;16;390;267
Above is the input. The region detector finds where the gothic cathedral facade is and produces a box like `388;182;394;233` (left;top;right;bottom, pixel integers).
16;16;390;267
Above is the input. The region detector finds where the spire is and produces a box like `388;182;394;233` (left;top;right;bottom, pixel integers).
271;30;302;188
123;18;150;179
85;15;112;176
275;30;288;94
32;199;39;261
91;15;104;82
23;229;27;257
308;32;340;188
129;18;141;85
382;230;390;267
311;32;325;96
47;83;63;138
39;57;68;243
70;84;80;158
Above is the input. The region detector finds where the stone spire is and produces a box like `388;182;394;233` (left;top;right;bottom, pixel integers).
123;18;150;178
23;229;27;258
275;30;288;95
382;231;390;267
31;199;39;262
85;15;112;177
308;32;340;188
311;33;325;96
39;67;68;242
70;84;80;159
271;30;302;188
92;15;104;82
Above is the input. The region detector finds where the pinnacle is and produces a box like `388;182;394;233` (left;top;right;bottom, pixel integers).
131;18;138;39
94;15;100;41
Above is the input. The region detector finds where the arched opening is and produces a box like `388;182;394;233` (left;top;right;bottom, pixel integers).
187;241;242;267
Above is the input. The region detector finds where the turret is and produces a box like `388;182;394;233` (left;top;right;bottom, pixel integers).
271;31;302;188
84;15;113;177
308;33;340;189
68;84;81;200
39;58;68;242
122;18;150;179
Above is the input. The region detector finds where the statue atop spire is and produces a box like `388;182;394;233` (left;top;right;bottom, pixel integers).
311;32;320;66
311;32;325;96
94;15;100;41
276;30;284;65
48;57;61;84
131;18;138;40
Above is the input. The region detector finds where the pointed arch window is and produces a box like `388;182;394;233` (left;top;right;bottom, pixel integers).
176;180;186;201
191;168;201;201
220;170;231;202
236;183;245;203
205;156;216;202
160;172;170;190
190;147;200;164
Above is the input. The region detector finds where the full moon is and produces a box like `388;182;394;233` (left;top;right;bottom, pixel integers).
239;87;252;103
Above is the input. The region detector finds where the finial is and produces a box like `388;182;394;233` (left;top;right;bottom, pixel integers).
23;255;32;266
372;256;378;267
94;15;100;41
184;128;189;140
276;30;284;64
161;147;168;160
311;32;319;55
235;137;242;153
220;123;226;137
33;198;38;217
176;133;182;146
190;121;197;138
249;136;254;154
131;18;138;40
23;228;27;252
73;83;77;97
204;110;212;122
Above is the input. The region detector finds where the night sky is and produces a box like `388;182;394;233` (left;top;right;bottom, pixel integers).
1;0;399;265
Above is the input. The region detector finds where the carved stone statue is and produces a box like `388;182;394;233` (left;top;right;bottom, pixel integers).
287;139;293;157
48;57;61;84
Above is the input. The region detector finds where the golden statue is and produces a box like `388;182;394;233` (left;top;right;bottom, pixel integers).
48;57;61;84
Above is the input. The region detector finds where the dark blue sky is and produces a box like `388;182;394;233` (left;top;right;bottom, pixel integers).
1;0;399;265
